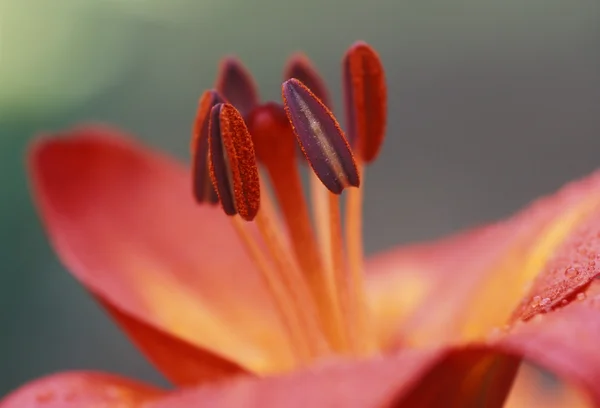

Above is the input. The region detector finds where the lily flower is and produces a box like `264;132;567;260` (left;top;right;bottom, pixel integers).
3;41;600;407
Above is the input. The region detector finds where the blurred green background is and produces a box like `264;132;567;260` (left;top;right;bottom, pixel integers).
1;0;598;394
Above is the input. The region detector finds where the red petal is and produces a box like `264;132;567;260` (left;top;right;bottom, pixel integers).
495;281;600;405
0;372;163;408
99;298;250;385
28;126;295;380
147;349;444;408
366;170;600;347
146;348;517;408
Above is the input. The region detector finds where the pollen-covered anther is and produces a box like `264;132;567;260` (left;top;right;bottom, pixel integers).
282;78;359;194
284;54;332;108
343;41;387;163
208;102;260;221
191;89;223;205
216;57;259;117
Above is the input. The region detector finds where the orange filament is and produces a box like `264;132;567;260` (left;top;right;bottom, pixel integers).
344;164;373;353
309;174;355;353
247;104;348;352
252;184;330;358
228;215;313;362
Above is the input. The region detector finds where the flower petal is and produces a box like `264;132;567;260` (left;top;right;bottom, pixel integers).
366;170;600;347
494;281;600;406
364;225;493;348
98;298;250;385
28;126;295;380
0;372;163;408
147;348;519;408
146;349;444;408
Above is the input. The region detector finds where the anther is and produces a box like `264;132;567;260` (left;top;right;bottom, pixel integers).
282;78;359;194
343;41;387;163
284;54;332;108
191;90;223;205
208;103;260;221
216;57;259;117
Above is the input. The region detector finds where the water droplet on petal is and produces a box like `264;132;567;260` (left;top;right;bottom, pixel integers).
564;267;579;278
531;295;542;307
577;292;587;301
540;297;551;307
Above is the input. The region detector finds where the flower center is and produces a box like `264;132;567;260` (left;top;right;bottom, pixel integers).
191;42;387;367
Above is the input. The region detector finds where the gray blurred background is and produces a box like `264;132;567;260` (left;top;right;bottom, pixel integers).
0;0;598;395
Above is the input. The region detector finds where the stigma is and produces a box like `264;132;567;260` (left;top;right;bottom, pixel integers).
191;42;387;366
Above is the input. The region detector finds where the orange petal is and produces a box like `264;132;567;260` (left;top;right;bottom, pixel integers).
147;348;517;408
364;225;493;348
0;371;163;407
28;126;295;380
98;298;250;385
509;211;600;322
494;280;600;406
147;349;445;408
366;170;600;347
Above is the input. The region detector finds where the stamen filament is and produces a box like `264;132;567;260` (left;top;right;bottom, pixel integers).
269;162;348;352
253;184;330;359
344;164;373;353
310;174;353;353
228;215;312;363
247;103;348;352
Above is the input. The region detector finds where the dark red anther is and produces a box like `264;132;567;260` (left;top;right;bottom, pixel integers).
191;90;223;205
343;42;387;163
282;78;359;194
208;103;260;221
216;57;259;117
284;54;332;109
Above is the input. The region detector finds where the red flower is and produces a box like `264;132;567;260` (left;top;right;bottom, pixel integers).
3;42;600;407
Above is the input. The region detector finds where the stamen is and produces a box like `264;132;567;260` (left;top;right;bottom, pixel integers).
282;78;359;194
246;103;348;351
253;184;330;359
283;78;364;353
216;57;259;117
342;41;387;162
191;90;222;205
206;101;326;362
228;215;313;362
284;54;332;108
343;42;387;353
208;103;260;221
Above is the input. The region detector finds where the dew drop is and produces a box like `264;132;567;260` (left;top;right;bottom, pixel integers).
531;295;542;307
564;267;579;278
540;297;551;307
577;292;587;301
